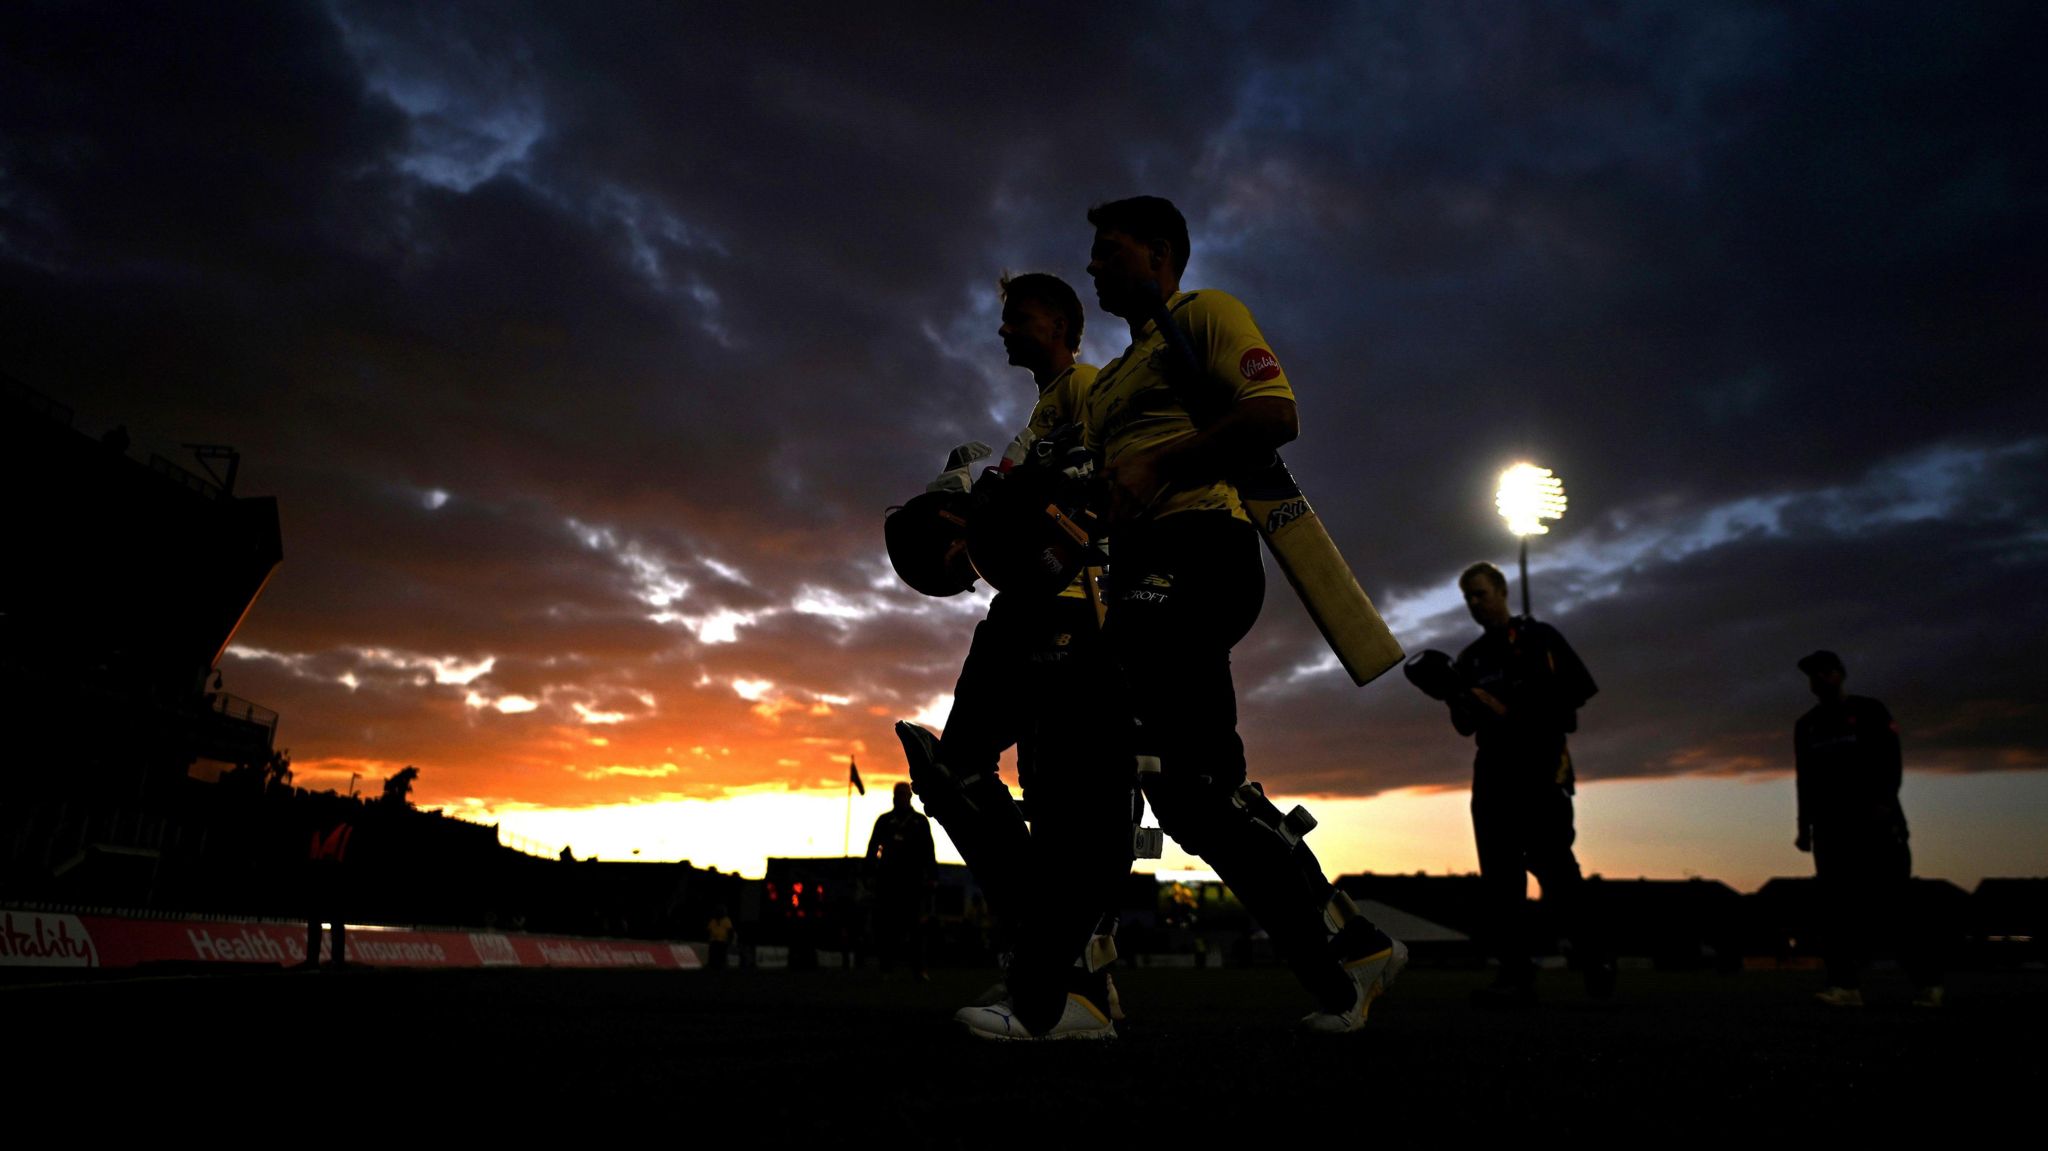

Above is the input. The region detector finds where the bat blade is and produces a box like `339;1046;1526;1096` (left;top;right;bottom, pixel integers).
1239;464;1404;686
1134;285;1403;686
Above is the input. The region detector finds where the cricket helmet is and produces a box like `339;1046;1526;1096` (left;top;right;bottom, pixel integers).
884;490;978;597
963;470;1101;597
1402;649;1462;701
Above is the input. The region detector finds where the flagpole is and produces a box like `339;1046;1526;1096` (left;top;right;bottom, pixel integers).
844;755;866;858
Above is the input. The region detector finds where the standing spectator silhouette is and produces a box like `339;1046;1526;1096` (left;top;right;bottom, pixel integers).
706;904;735;972
867;783;935;979
300;814;354;969
1794;650;1945;1007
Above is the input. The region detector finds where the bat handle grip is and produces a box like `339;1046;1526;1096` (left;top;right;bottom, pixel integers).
1138;280;1202;377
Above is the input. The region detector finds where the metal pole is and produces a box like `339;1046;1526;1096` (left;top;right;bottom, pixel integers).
844;779;853;858
1519;536;1531;618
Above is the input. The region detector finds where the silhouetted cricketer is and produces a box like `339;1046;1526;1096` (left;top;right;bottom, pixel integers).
1435;560;1612;1007
1794;650;1945;1008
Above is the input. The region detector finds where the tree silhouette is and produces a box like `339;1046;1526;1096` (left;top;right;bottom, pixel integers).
381;765;420;807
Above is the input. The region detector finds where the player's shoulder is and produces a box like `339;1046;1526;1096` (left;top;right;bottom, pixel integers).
1043;363;1092;402
1173;288;1255;326
1036;363;1094;417
1848;695;1893;719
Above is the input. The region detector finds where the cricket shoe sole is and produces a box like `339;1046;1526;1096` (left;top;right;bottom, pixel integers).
1302;937;1409;1034
955;993;1117;1042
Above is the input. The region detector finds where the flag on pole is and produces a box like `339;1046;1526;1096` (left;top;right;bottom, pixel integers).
849;757;864;796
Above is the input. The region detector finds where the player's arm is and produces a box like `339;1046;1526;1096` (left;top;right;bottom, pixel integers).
1445;653;1506;732
1871;702;1904;797
1448;695;1480;736
1104;293;1299;517
1793;725;1814;852
1466;686;1508;719
1104;397;1297;519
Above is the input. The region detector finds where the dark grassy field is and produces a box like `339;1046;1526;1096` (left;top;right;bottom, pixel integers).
11;964;2042;1137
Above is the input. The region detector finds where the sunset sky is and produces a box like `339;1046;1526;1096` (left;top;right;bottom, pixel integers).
4;2;2043;890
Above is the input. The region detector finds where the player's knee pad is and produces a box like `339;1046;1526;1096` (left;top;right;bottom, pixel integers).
1128;786;1161;859
1321;889;1366;937
1229;781;1321;849
1142;768;1325;871
1132;823;1164;860
1084;930;1118;973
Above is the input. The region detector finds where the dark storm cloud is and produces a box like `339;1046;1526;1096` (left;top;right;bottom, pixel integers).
3;1;2042;805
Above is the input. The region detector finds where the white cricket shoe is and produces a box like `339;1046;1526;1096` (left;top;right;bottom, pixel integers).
1301;937;1409;1034
955;993;1117;1042
975;934;1127;1016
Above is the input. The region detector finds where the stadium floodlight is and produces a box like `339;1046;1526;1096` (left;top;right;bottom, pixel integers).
1496;463;1567;538
1495;463;1567;617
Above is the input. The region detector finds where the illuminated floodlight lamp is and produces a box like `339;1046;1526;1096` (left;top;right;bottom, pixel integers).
1496;463;1568;537
1494;463;1567;617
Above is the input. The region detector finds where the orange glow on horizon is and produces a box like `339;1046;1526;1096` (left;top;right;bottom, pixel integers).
232;637;2048;895
433;773;2048;894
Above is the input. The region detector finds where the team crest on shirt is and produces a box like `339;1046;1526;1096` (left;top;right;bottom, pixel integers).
1239;348;1281;381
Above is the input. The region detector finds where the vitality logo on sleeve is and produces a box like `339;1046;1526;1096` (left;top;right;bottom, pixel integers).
1239;348;1281;382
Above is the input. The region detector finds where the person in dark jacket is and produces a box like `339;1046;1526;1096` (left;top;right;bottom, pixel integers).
1794;650;1944;1008
1446;561;1611;1006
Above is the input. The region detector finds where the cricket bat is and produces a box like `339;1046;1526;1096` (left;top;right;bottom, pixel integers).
1141;289;1405;686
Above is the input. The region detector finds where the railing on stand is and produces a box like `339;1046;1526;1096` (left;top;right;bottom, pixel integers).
208;692;279;736
498;829;569;861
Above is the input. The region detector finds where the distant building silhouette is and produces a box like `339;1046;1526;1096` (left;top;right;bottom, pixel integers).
1340;873;1747;970
1971;878;2048;966
1748;876;1968;971
1;378;282;908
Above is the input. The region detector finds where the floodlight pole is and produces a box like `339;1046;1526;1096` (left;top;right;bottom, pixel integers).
1519;536;1531;619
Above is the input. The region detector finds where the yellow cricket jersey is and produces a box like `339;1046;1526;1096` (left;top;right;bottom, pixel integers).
1084;290;1294;523
1003;362;1098;599
1022;362;1097;448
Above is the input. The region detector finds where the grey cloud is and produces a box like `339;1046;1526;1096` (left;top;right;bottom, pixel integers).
4;1;2042;806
